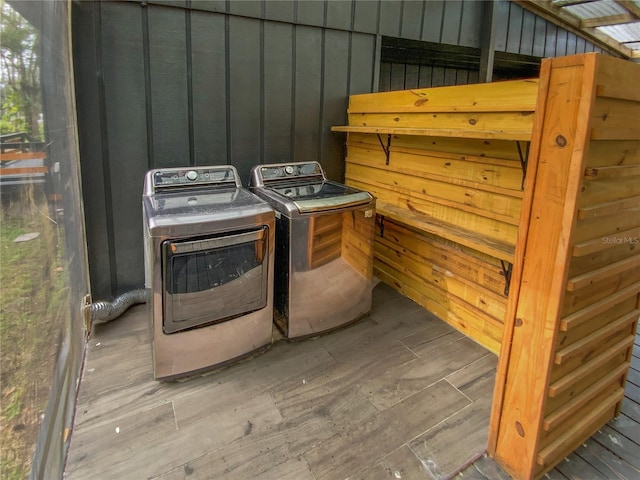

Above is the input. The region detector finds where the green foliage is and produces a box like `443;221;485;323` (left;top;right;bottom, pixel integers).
3;389;24;421
0;187;66;480
0;0;42;139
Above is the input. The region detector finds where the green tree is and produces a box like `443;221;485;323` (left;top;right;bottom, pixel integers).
0;0;41;139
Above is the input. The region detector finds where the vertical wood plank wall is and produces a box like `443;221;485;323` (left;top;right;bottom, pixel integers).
73;0;609;299
490;54;640;479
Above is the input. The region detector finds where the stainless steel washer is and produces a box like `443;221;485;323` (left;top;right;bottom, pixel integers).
143;165;274;380
249;161;375;339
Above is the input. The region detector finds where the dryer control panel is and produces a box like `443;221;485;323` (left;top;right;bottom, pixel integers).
144;165;241;195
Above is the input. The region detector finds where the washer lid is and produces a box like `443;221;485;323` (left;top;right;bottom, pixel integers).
268;180;372;213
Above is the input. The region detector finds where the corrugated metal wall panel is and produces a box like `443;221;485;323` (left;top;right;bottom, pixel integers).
379;0;402;37
533;16;547;57
148;7;190;168
405;63;420;88
349;33;376;94
545;22;557;57
353;0;378;34
506;3;524;54
520;9;536;56
421;0;445;43
556;28;568;55
296;0;325;27
228;16;262;181
191;11;227;165
190;0;225;14
101;2;149;291
327;0;353;31
293;25;323;169
441;0;463;45
320;29;350;181
73;1;111;297
459;1;483;48
228;0;262;18
401;0;424;40
264;0;295;23
494;0;510;51
264;22;294;164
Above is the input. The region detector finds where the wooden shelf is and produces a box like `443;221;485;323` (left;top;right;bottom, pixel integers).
331;125;532;141
375;200;515;263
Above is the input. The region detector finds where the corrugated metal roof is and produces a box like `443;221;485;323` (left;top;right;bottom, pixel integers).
518;1;640;59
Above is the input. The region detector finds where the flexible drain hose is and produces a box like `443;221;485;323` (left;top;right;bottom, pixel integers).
90;289;148;324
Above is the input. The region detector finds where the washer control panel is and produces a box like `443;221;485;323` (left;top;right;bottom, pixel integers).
257;162;324;183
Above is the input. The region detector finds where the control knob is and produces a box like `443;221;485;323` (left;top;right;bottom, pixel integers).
284;166;295;175
185;170;198;181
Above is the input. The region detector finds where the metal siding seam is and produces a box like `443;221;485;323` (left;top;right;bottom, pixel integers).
260;14;265;164
398;0;405;38
142;4;154;170
347;31;352;98
319;27;326;162
457;0;465;46
185;2;194;165
373;34;382;92
350;0;356;31
95;2;118;296
438;1;446;44
290;23;297;163
419;0;426;42
224;13;231;165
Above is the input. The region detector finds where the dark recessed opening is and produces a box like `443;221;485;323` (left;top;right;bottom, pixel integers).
380;36;542;91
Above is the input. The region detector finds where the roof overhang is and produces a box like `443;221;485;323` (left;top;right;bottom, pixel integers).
515;0;640;59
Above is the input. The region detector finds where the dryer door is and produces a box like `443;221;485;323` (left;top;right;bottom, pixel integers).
161;226;269;334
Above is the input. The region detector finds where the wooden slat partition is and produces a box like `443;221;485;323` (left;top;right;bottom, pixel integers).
341;207;375;281
337;80;538;353
490;53;640;479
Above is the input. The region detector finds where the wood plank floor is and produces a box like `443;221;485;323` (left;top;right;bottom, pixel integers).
64;283;640;479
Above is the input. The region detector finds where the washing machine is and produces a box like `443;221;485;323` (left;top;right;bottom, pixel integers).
249;161;375;339
143;165;274;380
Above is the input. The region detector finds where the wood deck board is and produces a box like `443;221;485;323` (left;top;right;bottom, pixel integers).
65;283;640;480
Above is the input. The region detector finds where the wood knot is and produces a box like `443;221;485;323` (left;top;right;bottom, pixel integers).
469;118;478;126
515;421;525;437
555;135;567;147
515;318;523;327
393;117;400;122
414;98;429;106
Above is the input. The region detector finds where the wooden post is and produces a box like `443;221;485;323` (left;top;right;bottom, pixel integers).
490;53;640;479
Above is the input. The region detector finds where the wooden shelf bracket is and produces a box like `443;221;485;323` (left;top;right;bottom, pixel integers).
376;133;391;165
500;259;513;296
515;140;529;190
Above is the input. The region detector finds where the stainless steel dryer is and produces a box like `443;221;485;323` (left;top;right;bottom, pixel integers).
249;161;375;339
143;165;274;380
